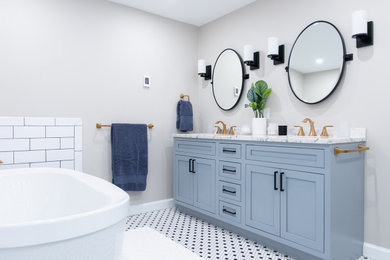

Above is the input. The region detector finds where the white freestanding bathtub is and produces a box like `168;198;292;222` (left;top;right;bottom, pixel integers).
0;168;129;260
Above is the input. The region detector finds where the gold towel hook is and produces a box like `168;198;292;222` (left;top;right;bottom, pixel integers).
180;94;190;101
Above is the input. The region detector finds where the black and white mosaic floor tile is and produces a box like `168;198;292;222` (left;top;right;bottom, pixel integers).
125;207;370;260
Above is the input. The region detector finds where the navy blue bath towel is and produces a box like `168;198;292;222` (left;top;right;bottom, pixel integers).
176;100;193;132
111;124;148;191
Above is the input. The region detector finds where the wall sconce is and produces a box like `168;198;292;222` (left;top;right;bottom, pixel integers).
198;59;212;80
243;44;259;70
352;10;374;48
267;37;285;65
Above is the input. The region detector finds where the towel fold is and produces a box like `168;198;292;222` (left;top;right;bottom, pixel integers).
111;123;148;191
176;100;193;132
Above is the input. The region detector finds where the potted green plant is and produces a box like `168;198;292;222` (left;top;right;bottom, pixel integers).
245;80;272;135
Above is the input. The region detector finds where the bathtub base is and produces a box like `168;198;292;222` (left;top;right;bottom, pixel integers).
1;220;125;260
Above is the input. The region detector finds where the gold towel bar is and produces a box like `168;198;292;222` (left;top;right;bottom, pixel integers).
180;94;190;101
334;144;370;155
96;123;154;129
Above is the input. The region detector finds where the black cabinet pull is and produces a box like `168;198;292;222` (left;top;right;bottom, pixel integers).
222;168;236;173
192;159;196;173
280;172;285;192
189;159;192;173
222;188;236;194
222;148;236;153
274;171;278;190
223;208;236;216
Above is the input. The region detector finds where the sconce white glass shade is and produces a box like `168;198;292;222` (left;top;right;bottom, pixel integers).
352;10;368;36
198;59;206;74
244;44;255;62
267;37;279;56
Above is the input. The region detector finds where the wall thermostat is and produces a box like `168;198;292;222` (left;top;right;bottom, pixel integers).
144;76;151;87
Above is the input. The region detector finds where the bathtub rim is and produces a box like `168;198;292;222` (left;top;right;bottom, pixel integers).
0;167;130;249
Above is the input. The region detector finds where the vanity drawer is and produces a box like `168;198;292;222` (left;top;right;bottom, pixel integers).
219;161;241;180
175;140;216;156
218;143;241;159
246;145;324;168
219;201;241;224
218;181;241;202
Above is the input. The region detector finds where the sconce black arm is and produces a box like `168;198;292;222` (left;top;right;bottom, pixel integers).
199;65;212;80
267;45;285;65
353;21;374;48
244;52;260;70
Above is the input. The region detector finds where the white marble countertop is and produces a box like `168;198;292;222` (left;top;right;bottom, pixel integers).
173;133;366;144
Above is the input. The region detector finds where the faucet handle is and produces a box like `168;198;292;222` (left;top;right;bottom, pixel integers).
320;125;334;137
294;125;305;136
215;126;222;134
229;126;237;135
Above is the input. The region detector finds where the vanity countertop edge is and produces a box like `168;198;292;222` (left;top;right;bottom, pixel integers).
173;133;366;144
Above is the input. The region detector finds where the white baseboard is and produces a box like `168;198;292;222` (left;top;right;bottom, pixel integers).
128;198;175;216
364;243;390;260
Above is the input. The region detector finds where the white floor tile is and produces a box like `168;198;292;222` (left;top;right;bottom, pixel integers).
125;207;371;260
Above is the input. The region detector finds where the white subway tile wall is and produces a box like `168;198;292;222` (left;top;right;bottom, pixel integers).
0;117;82;171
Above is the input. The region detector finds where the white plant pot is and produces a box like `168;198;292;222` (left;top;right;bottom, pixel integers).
252;118;267;136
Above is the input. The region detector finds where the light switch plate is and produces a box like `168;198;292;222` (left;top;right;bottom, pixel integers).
234;87;239;96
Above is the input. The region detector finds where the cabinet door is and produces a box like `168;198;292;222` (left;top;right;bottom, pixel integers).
193;158;216;213
174;155;194;205
280;170;324;252
245;165;280;236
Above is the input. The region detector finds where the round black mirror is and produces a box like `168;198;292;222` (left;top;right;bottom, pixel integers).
288;21;347;104
212;49;246;111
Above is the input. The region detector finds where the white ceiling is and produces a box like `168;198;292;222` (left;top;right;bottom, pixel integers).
109;0;256;27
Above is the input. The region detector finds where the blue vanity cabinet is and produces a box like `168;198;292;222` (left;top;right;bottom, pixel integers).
245;165;281;236
174;137;365;260
175;155;194;205
174;140;217;215
279;169;324;252
193;157;216;213
245;165;325;252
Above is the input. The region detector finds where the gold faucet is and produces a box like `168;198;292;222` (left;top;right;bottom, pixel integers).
294;125;305;136
215;121;228;135
302;118;316;136
321;125;334;137
229;126;237;135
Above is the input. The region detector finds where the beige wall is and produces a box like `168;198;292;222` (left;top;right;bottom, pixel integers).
0;0;199;205
197;0;389;249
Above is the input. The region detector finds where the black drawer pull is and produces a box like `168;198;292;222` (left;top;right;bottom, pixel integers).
192;159;196;173
223;208;237;216
222;168;236;173
280;172;285;192
222;188;236;194
189;159;192;173
274;171;278;191
222;148;236;153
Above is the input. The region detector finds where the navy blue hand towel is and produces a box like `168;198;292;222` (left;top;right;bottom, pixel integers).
176;101;180;130
176;100;193;132
111;124;148;191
